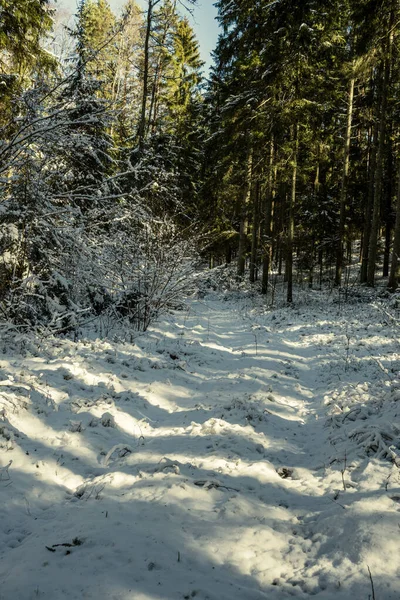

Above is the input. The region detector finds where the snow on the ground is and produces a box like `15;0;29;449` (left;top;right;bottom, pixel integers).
1;287;400;599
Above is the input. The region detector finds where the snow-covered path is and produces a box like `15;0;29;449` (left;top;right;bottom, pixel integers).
1;294;400;599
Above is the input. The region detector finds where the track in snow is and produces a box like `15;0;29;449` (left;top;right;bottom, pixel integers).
0;294;399;599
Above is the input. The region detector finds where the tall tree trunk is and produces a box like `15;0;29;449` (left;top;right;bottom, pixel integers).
361;120;378;283
310;151;321;288
261;138;275;294
250;180;260;283
318;246;323;289
147;0;177;134
137;0;153;149
367;72;388;286
276;181;286;277
335;73;355;286
237;143;253;277
367;10;393;286
148;58;162;134
388;156;400;291
383;128;394;277
287;124;298;303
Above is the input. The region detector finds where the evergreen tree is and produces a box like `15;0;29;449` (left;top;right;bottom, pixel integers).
63;0;114;192
0;0;56;122
78;0;117;100
205;0;349;299
164;17;203;133
112;0;143;145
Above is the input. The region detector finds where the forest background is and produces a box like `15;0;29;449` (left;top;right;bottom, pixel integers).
1;0;400;335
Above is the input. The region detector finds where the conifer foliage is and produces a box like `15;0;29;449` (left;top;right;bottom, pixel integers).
204;0;400;300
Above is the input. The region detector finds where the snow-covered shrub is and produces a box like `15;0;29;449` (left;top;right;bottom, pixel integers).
0;80;110;331
0;80;200;335
90;217;199;332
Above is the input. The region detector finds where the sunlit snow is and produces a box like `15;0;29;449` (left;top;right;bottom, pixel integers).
1;287;400;599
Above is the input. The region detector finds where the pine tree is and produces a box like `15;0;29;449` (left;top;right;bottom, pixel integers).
164;17;203;133
78;0;117;99
63;0;114;192
112;0;143;145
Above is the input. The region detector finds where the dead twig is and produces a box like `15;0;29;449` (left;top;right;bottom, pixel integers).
194;480;239;492
328;495;346;510
367;565;376;600
341;450;347;491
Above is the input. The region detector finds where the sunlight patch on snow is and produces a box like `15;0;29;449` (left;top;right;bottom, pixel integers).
113;411;144;437
250;347;305;362
151;327;181;339
33;459;84;490
187;521;289;585
188;417;257;438
11;412;99;463
8;445;84;490
87;471;138;492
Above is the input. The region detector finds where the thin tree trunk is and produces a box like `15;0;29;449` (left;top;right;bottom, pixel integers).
287;124;298;303
367;75;388;286
250;180;260;283
335;73;355;286
275;180;285;278
383;131;394;276
137;0;153;149
237;143;253;277
318;247;323;289
388;157;400;291
147;0;177;134
367;10;393;286
261;138;275;294
361;121;378;283
148;58;162;134
310;154;320;288
384;217;392;277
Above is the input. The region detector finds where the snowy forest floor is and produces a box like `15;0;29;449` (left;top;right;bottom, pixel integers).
1;280;400;599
